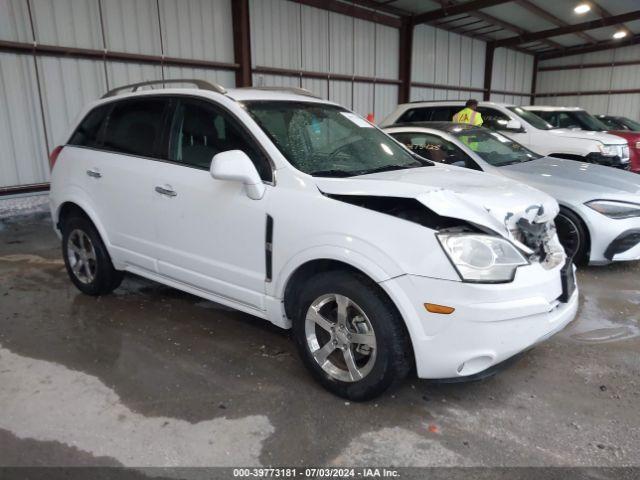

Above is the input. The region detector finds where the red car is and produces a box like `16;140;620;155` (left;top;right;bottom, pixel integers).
606;130;640;173
595;115;640;173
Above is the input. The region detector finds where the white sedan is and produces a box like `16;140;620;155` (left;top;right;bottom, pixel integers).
385;122;640;265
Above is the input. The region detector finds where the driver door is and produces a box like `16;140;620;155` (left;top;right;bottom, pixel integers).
151;97;273;310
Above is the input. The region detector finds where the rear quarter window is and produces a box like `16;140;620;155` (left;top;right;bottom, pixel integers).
68;104;112;148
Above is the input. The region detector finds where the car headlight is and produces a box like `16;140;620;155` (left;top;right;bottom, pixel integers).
597;144;618;157
585;200;640;219
635;141;640;150
437;233;529;282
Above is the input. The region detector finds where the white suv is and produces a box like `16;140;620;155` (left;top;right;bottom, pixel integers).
381;101;630;168
49;80;578;400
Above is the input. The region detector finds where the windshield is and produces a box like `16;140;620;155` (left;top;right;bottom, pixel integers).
245;102;428;177
620;117;640;131
507;107;553;130
597;116;625;130
566;111;609;131
452;129;541;167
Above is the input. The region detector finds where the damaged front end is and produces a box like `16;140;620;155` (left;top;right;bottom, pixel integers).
323;187;567;284
509;205;566;270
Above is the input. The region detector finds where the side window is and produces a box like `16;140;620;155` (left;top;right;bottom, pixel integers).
391;132;480;170
535;111;560;128
102;98;168;158
68;104;111;148
477;107;510;130
431;106;459;121
397;108;431;123
169;99;271;181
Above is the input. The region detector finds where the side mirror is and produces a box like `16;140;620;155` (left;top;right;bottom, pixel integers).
210;150;266;200
505;119;524;132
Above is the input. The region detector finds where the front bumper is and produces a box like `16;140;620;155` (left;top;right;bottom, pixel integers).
578;205;640;264
381;262;578;379
585;151;629;169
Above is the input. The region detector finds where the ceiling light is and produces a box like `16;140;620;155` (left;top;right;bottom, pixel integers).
574;3;591;14
613;30;627;39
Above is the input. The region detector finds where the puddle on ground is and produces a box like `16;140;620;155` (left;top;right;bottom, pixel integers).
566;290;640;344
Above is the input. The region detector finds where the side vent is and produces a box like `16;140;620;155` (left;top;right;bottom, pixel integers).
265;215;274;282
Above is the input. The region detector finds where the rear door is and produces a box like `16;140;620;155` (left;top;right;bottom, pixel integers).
88;96;172;271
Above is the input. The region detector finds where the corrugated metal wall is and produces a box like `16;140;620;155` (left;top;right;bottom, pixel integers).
536;44;640;121
249;0;399;121
0;0;235;189
410;24;486;102
1;0;538;190
490;48;534;105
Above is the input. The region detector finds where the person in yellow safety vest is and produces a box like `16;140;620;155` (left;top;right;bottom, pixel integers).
452;99;483;126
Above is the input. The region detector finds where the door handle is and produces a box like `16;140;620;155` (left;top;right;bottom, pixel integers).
155;185;177;197
86;168;102;178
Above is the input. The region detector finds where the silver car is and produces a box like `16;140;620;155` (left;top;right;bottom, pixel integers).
384;122;640;265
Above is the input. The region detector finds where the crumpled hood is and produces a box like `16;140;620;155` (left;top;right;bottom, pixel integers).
547;128;627;145
315;165;559;235
500;157;640;198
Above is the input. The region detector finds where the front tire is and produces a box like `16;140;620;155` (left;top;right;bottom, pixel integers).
555;207;589;265
61;215;123;295
292;271;412;401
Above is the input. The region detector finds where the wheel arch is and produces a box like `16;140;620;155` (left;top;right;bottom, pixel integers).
54;199;112;256
557;203;591;263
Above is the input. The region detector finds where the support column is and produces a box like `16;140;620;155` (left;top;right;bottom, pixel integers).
232;0;252;87
398;18;413;104
530;55;539;105
483;43;495;101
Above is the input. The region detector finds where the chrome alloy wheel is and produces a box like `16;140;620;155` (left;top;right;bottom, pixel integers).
66;229;97;284
305;293;377;382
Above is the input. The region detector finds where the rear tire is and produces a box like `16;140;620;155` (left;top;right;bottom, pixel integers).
292;271;412;401
61;215;123;295
555;207;589;265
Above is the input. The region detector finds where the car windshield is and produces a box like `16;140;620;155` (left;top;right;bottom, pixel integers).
620;117;640;131
507;107;553;130
597;116;625;130
451;129;541;167
245;101;429;177
567;111;609;131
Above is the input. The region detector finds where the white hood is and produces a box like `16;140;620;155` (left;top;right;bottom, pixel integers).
314;164;559;235
546;128;627;145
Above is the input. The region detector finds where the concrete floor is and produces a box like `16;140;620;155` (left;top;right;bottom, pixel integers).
0;211;639;471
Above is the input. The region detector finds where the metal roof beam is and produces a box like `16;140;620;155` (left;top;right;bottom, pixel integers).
412;0;514;26
515;0;597;44
495;10;640;47
538;33;640;59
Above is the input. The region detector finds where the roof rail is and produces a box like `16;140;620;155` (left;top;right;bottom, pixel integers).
244;86;321;99
101;79;227;99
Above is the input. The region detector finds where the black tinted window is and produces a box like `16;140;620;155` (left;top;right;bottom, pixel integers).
102;98;167;157
170;99;271;181
397;108;430;123
477;107;510;129
68;104;111;148
430;106;459;121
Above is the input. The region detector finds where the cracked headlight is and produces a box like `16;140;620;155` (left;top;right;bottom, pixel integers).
438;233;529;283
586;200;640;219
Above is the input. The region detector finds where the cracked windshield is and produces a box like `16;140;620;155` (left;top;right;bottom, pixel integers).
246;102;429;177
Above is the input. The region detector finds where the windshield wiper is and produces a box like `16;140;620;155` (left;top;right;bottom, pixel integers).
355;163;423;176
308;169;355;178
